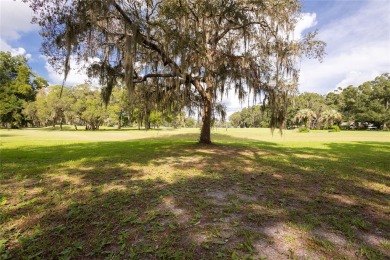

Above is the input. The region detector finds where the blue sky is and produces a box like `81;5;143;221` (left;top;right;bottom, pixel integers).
298;0;390;94
1;0;389;104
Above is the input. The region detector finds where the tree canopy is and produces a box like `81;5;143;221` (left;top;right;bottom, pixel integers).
25;0;325;143
0;51;48;128
230;73;390;130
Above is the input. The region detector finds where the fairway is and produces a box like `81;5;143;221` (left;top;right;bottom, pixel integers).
1;128;389;259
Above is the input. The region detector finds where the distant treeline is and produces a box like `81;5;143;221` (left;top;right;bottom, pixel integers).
229;73;390;130
22;84;197;130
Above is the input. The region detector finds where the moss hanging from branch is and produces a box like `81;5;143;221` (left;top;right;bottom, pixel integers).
124;25;138;100
28;0;325;143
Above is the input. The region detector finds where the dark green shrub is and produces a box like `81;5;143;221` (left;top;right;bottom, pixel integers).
260;121;269;128
329;125;341;132
298;127;310;133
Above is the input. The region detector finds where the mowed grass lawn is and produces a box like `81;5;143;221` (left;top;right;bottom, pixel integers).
0;127;389;259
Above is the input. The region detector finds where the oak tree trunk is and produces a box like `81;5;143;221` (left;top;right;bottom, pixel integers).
144;109;151;130
118;110;122;129
199;94;212;144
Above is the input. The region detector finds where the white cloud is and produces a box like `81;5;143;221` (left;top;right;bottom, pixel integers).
44;56;100;86
294;13;317;40
0;0;37;40
0;39;32;59
336;71;381;89
0;0;36;58
298;1;390;94
0;38;12;52
10;47;32;59
300;40;390;93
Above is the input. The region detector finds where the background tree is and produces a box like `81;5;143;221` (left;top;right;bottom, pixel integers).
228;105;271;128
45;85;74;129
26;0;325;143
291;92;327;128
34;88;52;126
325;91;343;111
356;74;390;128
294;109;316;129
184;116;196;128
319;109;342;128
231;74;389;131
149;111;163;128
71;84;106;130
371;73;390;129
81;93;106;130
229;111;243;128
0;51;48;128
22;101;40;127
339;85;360;123
372;73;390;113
164;111;186;129
106;86;130;129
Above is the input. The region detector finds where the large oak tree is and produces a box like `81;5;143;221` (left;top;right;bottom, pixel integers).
25;0;325;143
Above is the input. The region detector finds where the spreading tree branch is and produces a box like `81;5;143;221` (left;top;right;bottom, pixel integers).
112;1;183;76
133;73;179;83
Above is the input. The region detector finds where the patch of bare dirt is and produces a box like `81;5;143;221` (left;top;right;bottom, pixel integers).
160;196;191;225
357;231;390;258
326;194;357;205
205;190;229;205
254;223;322;260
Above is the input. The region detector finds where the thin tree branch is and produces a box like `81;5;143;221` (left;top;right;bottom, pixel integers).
211;20;269;45
112;1;183;76
133;73;179;83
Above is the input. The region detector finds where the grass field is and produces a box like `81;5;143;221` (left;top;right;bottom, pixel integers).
1;127;389;259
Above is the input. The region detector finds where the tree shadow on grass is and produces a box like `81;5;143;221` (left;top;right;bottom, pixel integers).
1;133;389;259
0;134;17;138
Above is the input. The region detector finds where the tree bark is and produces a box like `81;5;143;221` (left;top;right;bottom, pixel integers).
118;110;122;129
192;77;214;144
199;90;213;144
144;109;151;130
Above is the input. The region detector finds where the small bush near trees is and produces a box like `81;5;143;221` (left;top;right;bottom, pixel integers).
329;125;341;132
298;126;310;133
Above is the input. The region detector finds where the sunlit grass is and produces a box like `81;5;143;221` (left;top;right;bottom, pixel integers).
1;127;389;259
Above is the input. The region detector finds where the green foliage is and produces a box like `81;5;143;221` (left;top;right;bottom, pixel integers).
298;126;310;133
294;109;316;129
229;112;243;128
66;85;106;130
229;105;270;128
105;86;129;128
184;117;196;128
328;125;341;132
320;109;342;129
0;238;9;259
24;84;132;130
149;111;162;128
0;51;48;128
294;92;327;116
231;73;390;131
360;245;385;260
325;73;390;129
